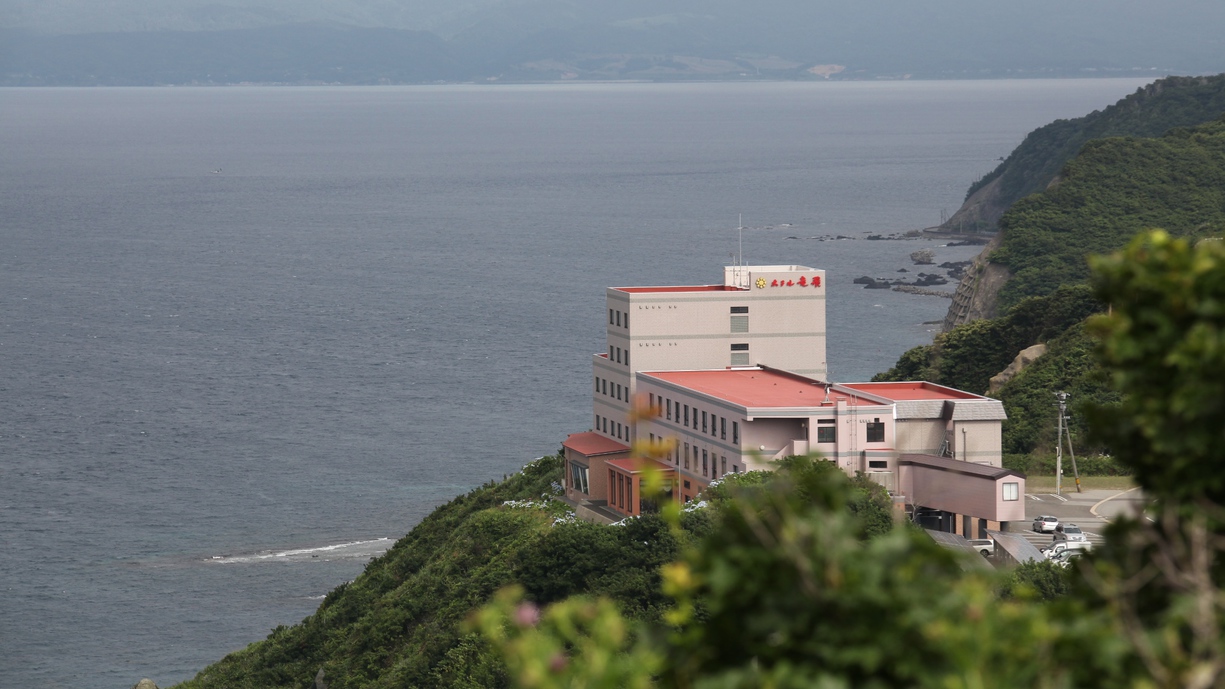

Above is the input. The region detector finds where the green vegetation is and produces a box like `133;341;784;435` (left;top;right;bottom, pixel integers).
960;74;1225;230
476;230;1225;689
992;116;1225;310
873;283;1099;394
881;113;1225;460
177;456;893;688
178;455;689;689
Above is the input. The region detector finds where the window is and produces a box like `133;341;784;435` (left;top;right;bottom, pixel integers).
702;411;708;434
721;417;726;440
649;393;654;409
684;405;690;427
594;414;599;429
609;309;614;325
626;479;632;513
624;313;628;328
733;464;739;473
721;456;727;475
602;418;608;433
1003;482;1019;501
732;421;739;444
817;420;836;443
702;449;709;477
730;315;748;333
866;418;885;443
868;460;888;469
624;350;629;367
594;377;599;392
616;383;621;400
616;310;621;327
618;474;624;508
666;399;672;421
683;480;691;489
684;443;690;470
570;462;590;494
730;306;749;314
731;342;749;366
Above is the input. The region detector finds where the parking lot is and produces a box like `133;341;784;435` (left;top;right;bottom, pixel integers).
1014;487;1143;551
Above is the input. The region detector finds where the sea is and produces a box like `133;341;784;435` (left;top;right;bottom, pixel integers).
0;79;1151;688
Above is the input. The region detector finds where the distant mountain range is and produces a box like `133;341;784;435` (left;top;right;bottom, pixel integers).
3;0;1225;85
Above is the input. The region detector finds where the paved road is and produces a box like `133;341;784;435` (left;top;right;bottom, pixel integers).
1014;487;1144;551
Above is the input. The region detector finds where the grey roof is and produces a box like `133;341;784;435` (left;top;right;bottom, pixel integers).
899;453;1024;480
894;400;947;419
923;530;994;571
990;531;1045;564
892;398;1006;421
948;399;1008;421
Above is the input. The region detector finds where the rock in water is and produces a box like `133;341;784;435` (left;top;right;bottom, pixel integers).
133;680;159;689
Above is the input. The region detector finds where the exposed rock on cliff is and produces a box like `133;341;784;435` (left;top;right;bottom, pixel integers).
989;343;1047;394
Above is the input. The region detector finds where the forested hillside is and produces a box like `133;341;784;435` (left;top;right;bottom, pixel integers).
882;115;1225;458
940;74;1225;234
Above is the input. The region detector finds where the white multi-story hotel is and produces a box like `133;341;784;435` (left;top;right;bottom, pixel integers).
563;264;1025;540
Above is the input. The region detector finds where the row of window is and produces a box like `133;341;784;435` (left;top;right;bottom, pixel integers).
595;414;628;442
648;393;739;444
811;418;887;444
609;308;629;329
595;376;627;402
609;345;629;367
645;432;740;479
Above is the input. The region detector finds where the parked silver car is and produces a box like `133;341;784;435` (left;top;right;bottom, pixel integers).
1061;524;1087;542
1032;515;1060;533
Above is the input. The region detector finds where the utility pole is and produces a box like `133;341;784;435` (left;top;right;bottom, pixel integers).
1055;392;1062;496
1054;391;1082;495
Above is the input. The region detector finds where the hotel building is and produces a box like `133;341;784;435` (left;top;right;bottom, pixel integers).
562;265;1024;539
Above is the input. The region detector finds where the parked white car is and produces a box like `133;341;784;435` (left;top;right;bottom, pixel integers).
966;538;995;557
1032;515;1060;533
1041;541;1092;560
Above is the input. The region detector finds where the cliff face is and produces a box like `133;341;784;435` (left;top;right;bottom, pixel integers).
941;232;1010;331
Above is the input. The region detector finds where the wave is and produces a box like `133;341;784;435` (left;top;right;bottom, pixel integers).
207;537;392;564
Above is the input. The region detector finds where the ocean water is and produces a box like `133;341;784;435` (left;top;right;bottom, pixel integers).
0;79;1150;688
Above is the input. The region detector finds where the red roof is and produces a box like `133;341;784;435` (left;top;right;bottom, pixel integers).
613;285;746;293
842;381;983;401
643;369;885;409
606;457;676;474
562;431;629;457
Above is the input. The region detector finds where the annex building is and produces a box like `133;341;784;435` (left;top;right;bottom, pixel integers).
561;264;1025;539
